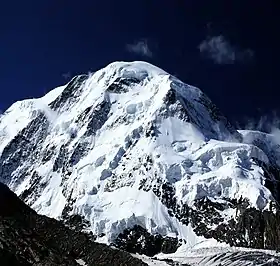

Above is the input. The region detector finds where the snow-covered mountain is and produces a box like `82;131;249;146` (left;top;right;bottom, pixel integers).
1;61;280;257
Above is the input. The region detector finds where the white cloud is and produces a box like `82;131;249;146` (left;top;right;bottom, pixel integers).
199;35;254;64
126;40;153;58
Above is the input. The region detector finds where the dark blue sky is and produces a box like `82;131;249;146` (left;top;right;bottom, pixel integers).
0;1;279;128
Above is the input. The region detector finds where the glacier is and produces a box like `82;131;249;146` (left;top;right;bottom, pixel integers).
1;61;280;259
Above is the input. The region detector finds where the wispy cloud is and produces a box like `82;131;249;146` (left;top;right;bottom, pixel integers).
62;72;72;80
199;35;254;64
126;40;153;58
238;113;280;133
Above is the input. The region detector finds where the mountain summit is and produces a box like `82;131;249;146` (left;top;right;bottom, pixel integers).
1;61;280;256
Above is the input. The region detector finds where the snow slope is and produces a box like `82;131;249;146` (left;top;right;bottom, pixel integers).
0;61;278;253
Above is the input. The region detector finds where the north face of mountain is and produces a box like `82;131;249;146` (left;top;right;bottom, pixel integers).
1;61;280;256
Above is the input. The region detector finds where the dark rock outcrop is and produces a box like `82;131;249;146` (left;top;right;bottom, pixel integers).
49;75;88;111
0;113;49;185
106;77;141;94
115;225;179;257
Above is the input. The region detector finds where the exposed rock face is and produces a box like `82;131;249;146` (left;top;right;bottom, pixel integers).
115;225;179;256
0;182;147;266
